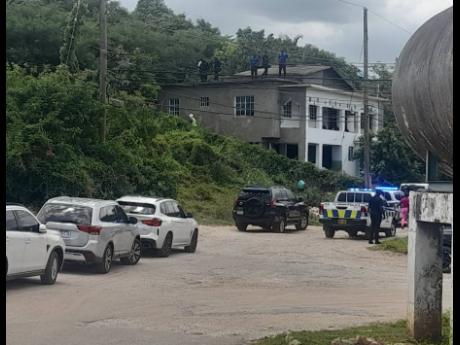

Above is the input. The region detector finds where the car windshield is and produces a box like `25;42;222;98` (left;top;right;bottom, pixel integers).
239;189;271;202
37;203;93;225
118;201;156;215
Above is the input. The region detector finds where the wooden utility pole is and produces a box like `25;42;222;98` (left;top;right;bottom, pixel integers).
363;7;371;188
99;0;107;142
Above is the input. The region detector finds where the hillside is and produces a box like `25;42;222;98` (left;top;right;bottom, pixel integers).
6;66;359;224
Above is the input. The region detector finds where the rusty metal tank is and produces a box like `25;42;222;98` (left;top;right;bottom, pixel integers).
392;7;452;177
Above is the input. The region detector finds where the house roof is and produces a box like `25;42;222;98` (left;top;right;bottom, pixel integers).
234;64;330;77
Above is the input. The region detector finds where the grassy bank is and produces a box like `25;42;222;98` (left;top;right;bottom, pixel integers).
255;314;450;345
369;237;408;254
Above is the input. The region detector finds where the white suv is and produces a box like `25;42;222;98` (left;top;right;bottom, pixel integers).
6;204;65;284
37;197;141;274
117;196;199;257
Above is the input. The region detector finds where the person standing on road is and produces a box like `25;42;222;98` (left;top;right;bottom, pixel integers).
278;49;288;77
368;190;387;244
400;189;410;228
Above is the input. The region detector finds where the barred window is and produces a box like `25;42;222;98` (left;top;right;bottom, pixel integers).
309;105;318;120
282;101;292;118
200;96;209;107
168;98;180;115
235;96;254;116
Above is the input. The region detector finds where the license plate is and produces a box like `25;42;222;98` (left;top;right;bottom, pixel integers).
61;231;72;238
338;219;347;225
236;210;244;215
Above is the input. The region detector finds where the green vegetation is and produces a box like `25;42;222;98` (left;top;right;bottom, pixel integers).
370;237;408;254
6;67;359;224
255;314;451;345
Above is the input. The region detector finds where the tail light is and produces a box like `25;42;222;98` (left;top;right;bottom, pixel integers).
270;199;276;208
360;206;368;213
319;204;324;213
142;218;162;227
234;198;240;207
77;225;102;235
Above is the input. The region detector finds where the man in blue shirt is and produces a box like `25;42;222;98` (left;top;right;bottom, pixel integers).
278;50;288;77
250;55;259;79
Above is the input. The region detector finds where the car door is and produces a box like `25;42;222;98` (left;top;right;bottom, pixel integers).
115;205;134;253
99;205;124;255
278;189;292;220
176;203;194;243
6;210;27;275
159;201;177;245
169;201;189;244
15;210;47;272
285;188;301;220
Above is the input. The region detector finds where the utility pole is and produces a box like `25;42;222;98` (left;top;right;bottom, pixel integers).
363;7;371;188
99;0;107;142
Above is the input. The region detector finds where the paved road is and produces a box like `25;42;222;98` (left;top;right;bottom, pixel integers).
6;225;452;345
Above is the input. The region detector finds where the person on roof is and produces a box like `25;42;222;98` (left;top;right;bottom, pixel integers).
198;59;209;82
278;49;288;78
261;54;270;76
212;57;222;81
250;55;259;79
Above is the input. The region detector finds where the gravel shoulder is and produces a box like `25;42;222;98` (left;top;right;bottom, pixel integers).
6;225;452;345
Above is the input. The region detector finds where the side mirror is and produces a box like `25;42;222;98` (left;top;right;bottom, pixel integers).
186;212;193;218
128;217;138;225
39;224;47;233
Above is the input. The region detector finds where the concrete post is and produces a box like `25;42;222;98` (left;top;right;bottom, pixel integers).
318;144;323;169
407;193;444;341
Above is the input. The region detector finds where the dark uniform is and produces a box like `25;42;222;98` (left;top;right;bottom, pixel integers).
368;190;387;244
212;57;221;81
198;59;209;82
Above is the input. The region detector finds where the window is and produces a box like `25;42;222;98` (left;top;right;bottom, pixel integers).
363;193;371;203
309;105;318;120
118;201;156;215
235;96;254;116
355;193;363;203
6;211;19;231
322;107;339;130
348;146;354;161
99;206;118;223
345;111;355;132
346;193;356;202
337;193;346;202
177;204;187;218
37;204;92;225
200;96;209;107
15;210;39;232
115;206;129;223
168;98;180;115
282;101;292;118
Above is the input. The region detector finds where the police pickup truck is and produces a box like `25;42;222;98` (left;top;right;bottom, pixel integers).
319;188;399;239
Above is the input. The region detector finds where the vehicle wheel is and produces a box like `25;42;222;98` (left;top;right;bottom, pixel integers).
295;213;309;230
348;230;358;238
385;222;397;238
274;217;286;233
157;232;173;257
40;251;60;285
121;238;142;265
236;223;247;232
95;245;113;274
324;226;335;238
184;229;198;253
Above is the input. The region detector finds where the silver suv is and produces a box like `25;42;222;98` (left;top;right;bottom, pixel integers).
37;197;141;274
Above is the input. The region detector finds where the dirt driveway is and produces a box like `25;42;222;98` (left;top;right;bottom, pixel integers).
6;225;452;345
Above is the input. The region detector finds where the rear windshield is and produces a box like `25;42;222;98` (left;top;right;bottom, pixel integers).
118;201;156;215
239;189;271;202
37;204;93;225
337;192;371;203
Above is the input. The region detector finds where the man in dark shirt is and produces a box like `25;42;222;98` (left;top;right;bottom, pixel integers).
261;54;270;76
250;55;259;79
368;189;387;244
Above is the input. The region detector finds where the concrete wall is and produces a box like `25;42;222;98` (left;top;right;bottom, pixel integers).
160;83;282;142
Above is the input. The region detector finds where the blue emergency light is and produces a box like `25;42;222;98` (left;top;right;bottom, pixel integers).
374;186;399;191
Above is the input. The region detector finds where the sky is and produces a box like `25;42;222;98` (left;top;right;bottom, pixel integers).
117;0;452;65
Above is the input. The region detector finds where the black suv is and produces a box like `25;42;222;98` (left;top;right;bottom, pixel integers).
232;186;309;233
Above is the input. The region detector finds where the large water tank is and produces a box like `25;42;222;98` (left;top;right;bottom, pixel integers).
392;7;452;177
